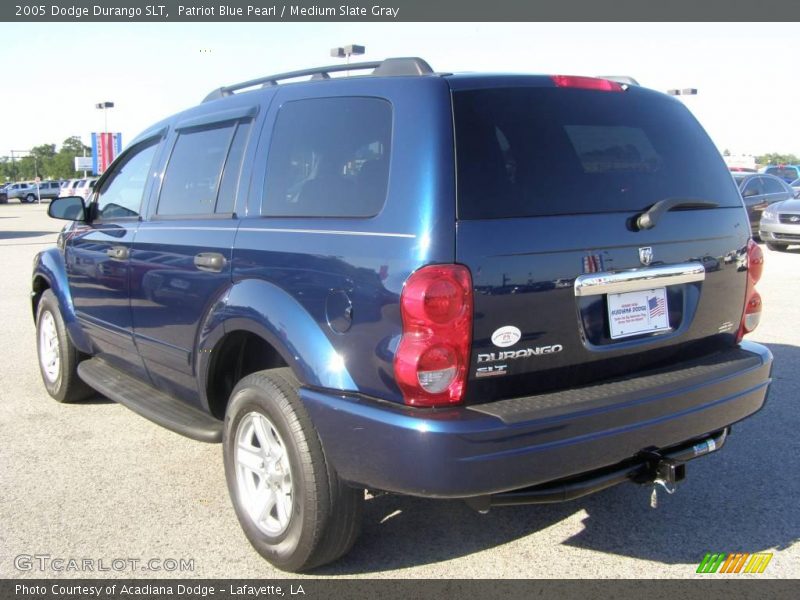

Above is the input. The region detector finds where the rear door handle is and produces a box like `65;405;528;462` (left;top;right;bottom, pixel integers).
106;246;129;260
194;252;226;273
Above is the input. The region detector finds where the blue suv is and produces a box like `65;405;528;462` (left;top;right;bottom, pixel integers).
33;58;773;571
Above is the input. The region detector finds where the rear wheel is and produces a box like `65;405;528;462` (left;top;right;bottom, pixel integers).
223;368;363;572
25;193;36;203
766;242;788;252
36;290;93;402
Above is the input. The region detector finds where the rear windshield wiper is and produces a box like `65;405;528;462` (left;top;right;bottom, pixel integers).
635;198;719;230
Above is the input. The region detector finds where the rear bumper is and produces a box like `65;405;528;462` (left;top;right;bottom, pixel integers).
302;341;772;498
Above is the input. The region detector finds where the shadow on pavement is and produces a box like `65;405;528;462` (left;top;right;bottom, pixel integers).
319;342;798;575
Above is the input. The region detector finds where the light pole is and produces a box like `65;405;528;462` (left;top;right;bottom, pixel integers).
330;44;365;69
95;101;115;133
667;88;698;96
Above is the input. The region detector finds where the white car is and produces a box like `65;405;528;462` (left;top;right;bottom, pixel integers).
73;178;99;200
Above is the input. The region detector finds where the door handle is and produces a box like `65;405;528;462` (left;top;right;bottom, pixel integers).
106;246;129;260
194;252;226;273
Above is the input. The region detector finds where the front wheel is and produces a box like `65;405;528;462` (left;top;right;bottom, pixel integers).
36;290;93;402
766;242;788;252
223;368;363;572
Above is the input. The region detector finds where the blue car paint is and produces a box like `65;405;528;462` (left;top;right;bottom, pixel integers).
32;247;93;354
32;71;774;500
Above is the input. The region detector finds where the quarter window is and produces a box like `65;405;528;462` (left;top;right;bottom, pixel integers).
761;177;785;195
262;97;392;218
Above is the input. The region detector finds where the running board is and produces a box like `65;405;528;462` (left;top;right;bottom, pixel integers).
77;358;222;443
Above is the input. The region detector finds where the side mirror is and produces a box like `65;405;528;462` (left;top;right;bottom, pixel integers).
48;196;87;221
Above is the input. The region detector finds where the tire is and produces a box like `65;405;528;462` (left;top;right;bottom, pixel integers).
35;290;93;403
766;242;788;252
223;368;362;572
25;193;36;203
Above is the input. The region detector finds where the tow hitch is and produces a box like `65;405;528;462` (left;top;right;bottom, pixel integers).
634;453;686;508
464;428;728;513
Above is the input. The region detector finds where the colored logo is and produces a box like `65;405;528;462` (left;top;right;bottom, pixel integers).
491;326;521;348
647;295;666;319
696;552;773;574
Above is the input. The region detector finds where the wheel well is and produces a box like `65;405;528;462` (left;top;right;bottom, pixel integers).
206;331;289;420
31;276;50;319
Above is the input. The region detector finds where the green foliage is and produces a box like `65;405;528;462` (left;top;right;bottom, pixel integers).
1;137;92;182
755;152;800;166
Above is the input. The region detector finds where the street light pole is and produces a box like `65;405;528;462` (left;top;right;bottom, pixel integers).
330;44;366;73
95;101;115;134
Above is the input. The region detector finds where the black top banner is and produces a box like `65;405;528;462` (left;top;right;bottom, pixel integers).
3;0;800;22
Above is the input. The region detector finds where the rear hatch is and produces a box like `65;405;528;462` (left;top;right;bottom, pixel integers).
450;77;750;403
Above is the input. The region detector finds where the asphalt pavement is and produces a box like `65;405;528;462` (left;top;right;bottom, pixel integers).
0;202;797;579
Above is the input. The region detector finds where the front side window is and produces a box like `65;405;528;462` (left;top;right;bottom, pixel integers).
157;124;235;216
742;178;764;197
262;97;392;218
95;139;160;220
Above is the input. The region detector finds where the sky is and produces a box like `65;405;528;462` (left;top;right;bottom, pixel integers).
1;22;797;158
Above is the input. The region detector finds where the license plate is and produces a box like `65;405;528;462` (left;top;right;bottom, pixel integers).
608;287;670;339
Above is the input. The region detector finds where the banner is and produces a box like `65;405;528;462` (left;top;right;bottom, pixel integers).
91;132;123;175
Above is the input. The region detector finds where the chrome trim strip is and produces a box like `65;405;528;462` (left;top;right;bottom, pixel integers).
574;262;706;297
238;227;416;239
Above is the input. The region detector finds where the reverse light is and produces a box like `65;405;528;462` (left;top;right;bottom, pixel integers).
737;240;764;341
394;265;473;407
551;75;624;92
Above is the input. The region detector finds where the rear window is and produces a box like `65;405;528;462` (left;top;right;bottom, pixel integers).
454;87;742;219
765;167;798;181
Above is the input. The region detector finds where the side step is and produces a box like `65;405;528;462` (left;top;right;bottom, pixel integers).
77;358;222;443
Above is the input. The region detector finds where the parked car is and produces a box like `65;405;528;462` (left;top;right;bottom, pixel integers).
34;58;773;572
35;181;63;201
732;173;795;234
4;181;37;203
763;164;800;183
789;178;800;198
0;182;8;204
59;179;83;198
759;197;800;251
73;177;99;201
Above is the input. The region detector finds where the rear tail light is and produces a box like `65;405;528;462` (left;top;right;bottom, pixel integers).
737;240;764;341
551;75;623;92
394;264;473;407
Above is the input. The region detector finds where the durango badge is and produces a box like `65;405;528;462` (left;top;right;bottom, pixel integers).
491;325;522;348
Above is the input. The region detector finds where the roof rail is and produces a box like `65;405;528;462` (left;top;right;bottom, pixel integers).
202;57;434;103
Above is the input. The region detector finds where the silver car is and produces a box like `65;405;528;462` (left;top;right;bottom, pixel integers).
759;197;800;251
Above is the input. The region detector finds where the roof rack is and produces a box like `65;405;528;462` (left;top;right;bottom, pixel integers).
203;57;434;103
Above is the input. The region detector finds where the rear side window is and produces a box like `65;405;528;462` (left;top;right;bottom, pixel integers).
762;177;787;194
454;87;742;219
158;124;235;216
262;97;392;218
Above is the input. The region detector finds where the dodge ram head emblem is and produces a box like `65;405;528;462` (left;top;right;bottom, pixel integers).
639;246;654;266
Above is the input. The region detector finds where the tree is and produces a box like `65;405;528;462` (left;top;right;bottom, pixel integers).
755;152;800;166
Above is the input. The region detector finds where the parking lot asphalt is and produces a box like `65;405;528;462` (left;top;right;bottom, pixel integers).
0;201;797;579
